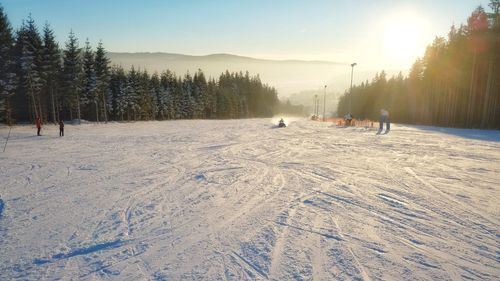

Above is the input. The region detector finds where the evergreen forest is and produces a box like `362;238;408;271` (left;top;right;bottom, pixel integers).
337;3;500;129
0;7;295;125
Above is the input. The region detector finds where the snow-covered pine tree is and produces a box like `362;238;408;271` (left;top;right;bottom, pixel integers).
193;69;208;118
94;41;110;123
0;5;17;125
16;16;44;122
137;70;153;120
124;67;140;121
217;71;239;118
62;31;82;122
109;65;127;121
206;78;217;118
41;22;61;123
157;71;168;120
82;39;97;121
159;70;177;119
149;72;160;120
180;73;194;119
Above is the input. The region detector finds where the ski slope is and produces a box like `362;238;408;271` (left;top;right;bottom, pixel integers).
0;119;499;280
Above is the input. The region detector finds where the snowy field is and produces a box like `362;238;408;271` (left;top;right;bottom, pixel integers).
0;119;499;280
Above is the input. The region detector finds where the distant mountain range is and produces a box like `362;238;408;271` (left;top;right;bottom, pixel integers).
107;52;340;67
107;52;405;105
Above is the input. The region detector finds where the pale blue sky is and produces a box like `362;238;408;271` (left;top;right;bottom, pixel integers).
1;0;490;70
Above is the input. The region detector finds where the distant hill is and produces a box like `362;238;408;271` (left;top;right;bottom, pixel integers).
107;52;347;96
107;52;405;102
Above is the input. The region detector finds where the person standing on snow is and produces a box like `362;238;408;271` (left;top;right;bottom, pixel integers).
59;120;64;137
379;109;389;133
35;117;42;136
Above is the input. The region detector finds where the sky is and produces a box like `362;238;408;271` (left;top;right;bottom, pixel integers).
1;0;490;71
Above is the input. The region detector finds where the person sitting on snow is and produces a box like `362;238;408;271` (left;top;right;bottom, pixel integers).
344;113;353;126
279;118;286;127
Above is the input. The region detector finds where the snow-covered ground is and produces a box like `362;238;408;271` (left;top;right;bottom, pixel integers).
0;119;499;280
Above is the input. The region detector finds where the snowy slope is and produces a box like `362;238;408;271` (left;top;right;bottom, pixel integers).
0;119;499;280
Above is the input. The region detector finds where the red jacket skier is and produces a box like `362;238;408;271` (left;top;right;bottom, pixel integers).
35;117;42;136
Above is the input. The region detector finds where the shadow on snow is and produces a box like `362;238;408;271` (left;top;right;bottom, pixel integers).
33;239;125;265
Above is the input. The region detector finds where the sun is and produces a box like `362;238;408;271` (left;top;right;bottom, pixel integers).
381;11;428;64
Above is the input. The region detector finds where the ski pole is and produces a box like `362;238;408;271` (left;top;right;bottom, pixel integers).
3;126;12;153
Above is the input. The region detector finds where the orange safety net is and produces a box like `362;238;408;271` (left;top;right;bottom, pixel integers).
311;116;374;127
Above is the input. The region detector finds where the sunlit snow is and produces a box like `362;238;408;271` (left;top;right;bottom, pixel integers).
0;119;499;280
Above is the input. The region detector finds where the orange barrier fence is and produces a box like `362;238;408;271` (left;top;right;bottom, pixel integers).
311;116;374;127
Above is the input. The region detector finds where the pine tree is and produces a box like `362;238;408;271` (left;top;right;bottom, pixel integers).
193;69;208;118
149;72;160;120
482;0;500;127
206;78;217;118
159;70;177;119
124;67;140;120
109;65;127;120
94;40;110;122
466;6;489;127
62;31;82;121
180;73;194;118
138;70;153;120
0;5;17;125
82;39;97;121
16;16;44;122
41;22;61;123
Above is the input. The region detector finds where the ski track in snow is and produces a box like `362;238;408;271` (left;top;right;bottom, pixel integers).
0;119;499;280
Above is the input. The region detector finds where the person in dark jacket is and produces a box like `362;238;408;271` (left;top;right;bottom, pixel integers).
35;117;42;136
59;120;64;137
379;109;390;133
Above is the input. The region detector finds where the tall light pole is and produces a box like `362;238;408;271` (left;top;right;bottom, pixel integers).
349;63;357;115
312;95;314;118
323;85;327;121
314;94;318;118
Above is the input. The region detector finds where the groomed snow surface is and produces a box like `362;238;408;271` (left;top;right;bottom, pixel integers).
0;119;499;280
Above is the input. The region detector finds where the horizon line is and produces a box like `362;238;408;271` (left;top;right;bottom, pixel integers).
107;51;351;65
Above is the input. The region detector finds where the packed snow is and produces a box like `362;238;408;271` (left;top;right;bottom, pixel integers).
0;119;499;280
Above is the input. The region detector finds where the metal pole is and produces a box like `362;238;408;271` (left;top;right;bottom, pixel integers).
3;126;12;153
349;63;357;114
313;95;317;118
312;96;316;116
317;96;319;117
323;85;327;121
314;95;318;118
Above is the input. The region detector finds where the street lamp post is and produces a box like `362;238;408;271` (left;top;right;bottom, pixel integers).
349;63;357;115
312;95;315;118
323;85;327;121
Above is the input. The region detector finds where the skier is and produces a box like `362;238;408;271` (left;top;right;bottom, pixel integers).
378;109;389;133
35;117;42;136
59;120;64;137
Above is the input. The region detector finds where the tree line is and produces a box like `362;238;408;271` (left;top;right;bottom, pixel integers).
337;2;500;129
0;7;288;125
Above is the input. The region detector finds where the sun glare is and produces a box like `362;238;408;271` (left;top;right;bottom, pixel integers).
381;11;428;64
